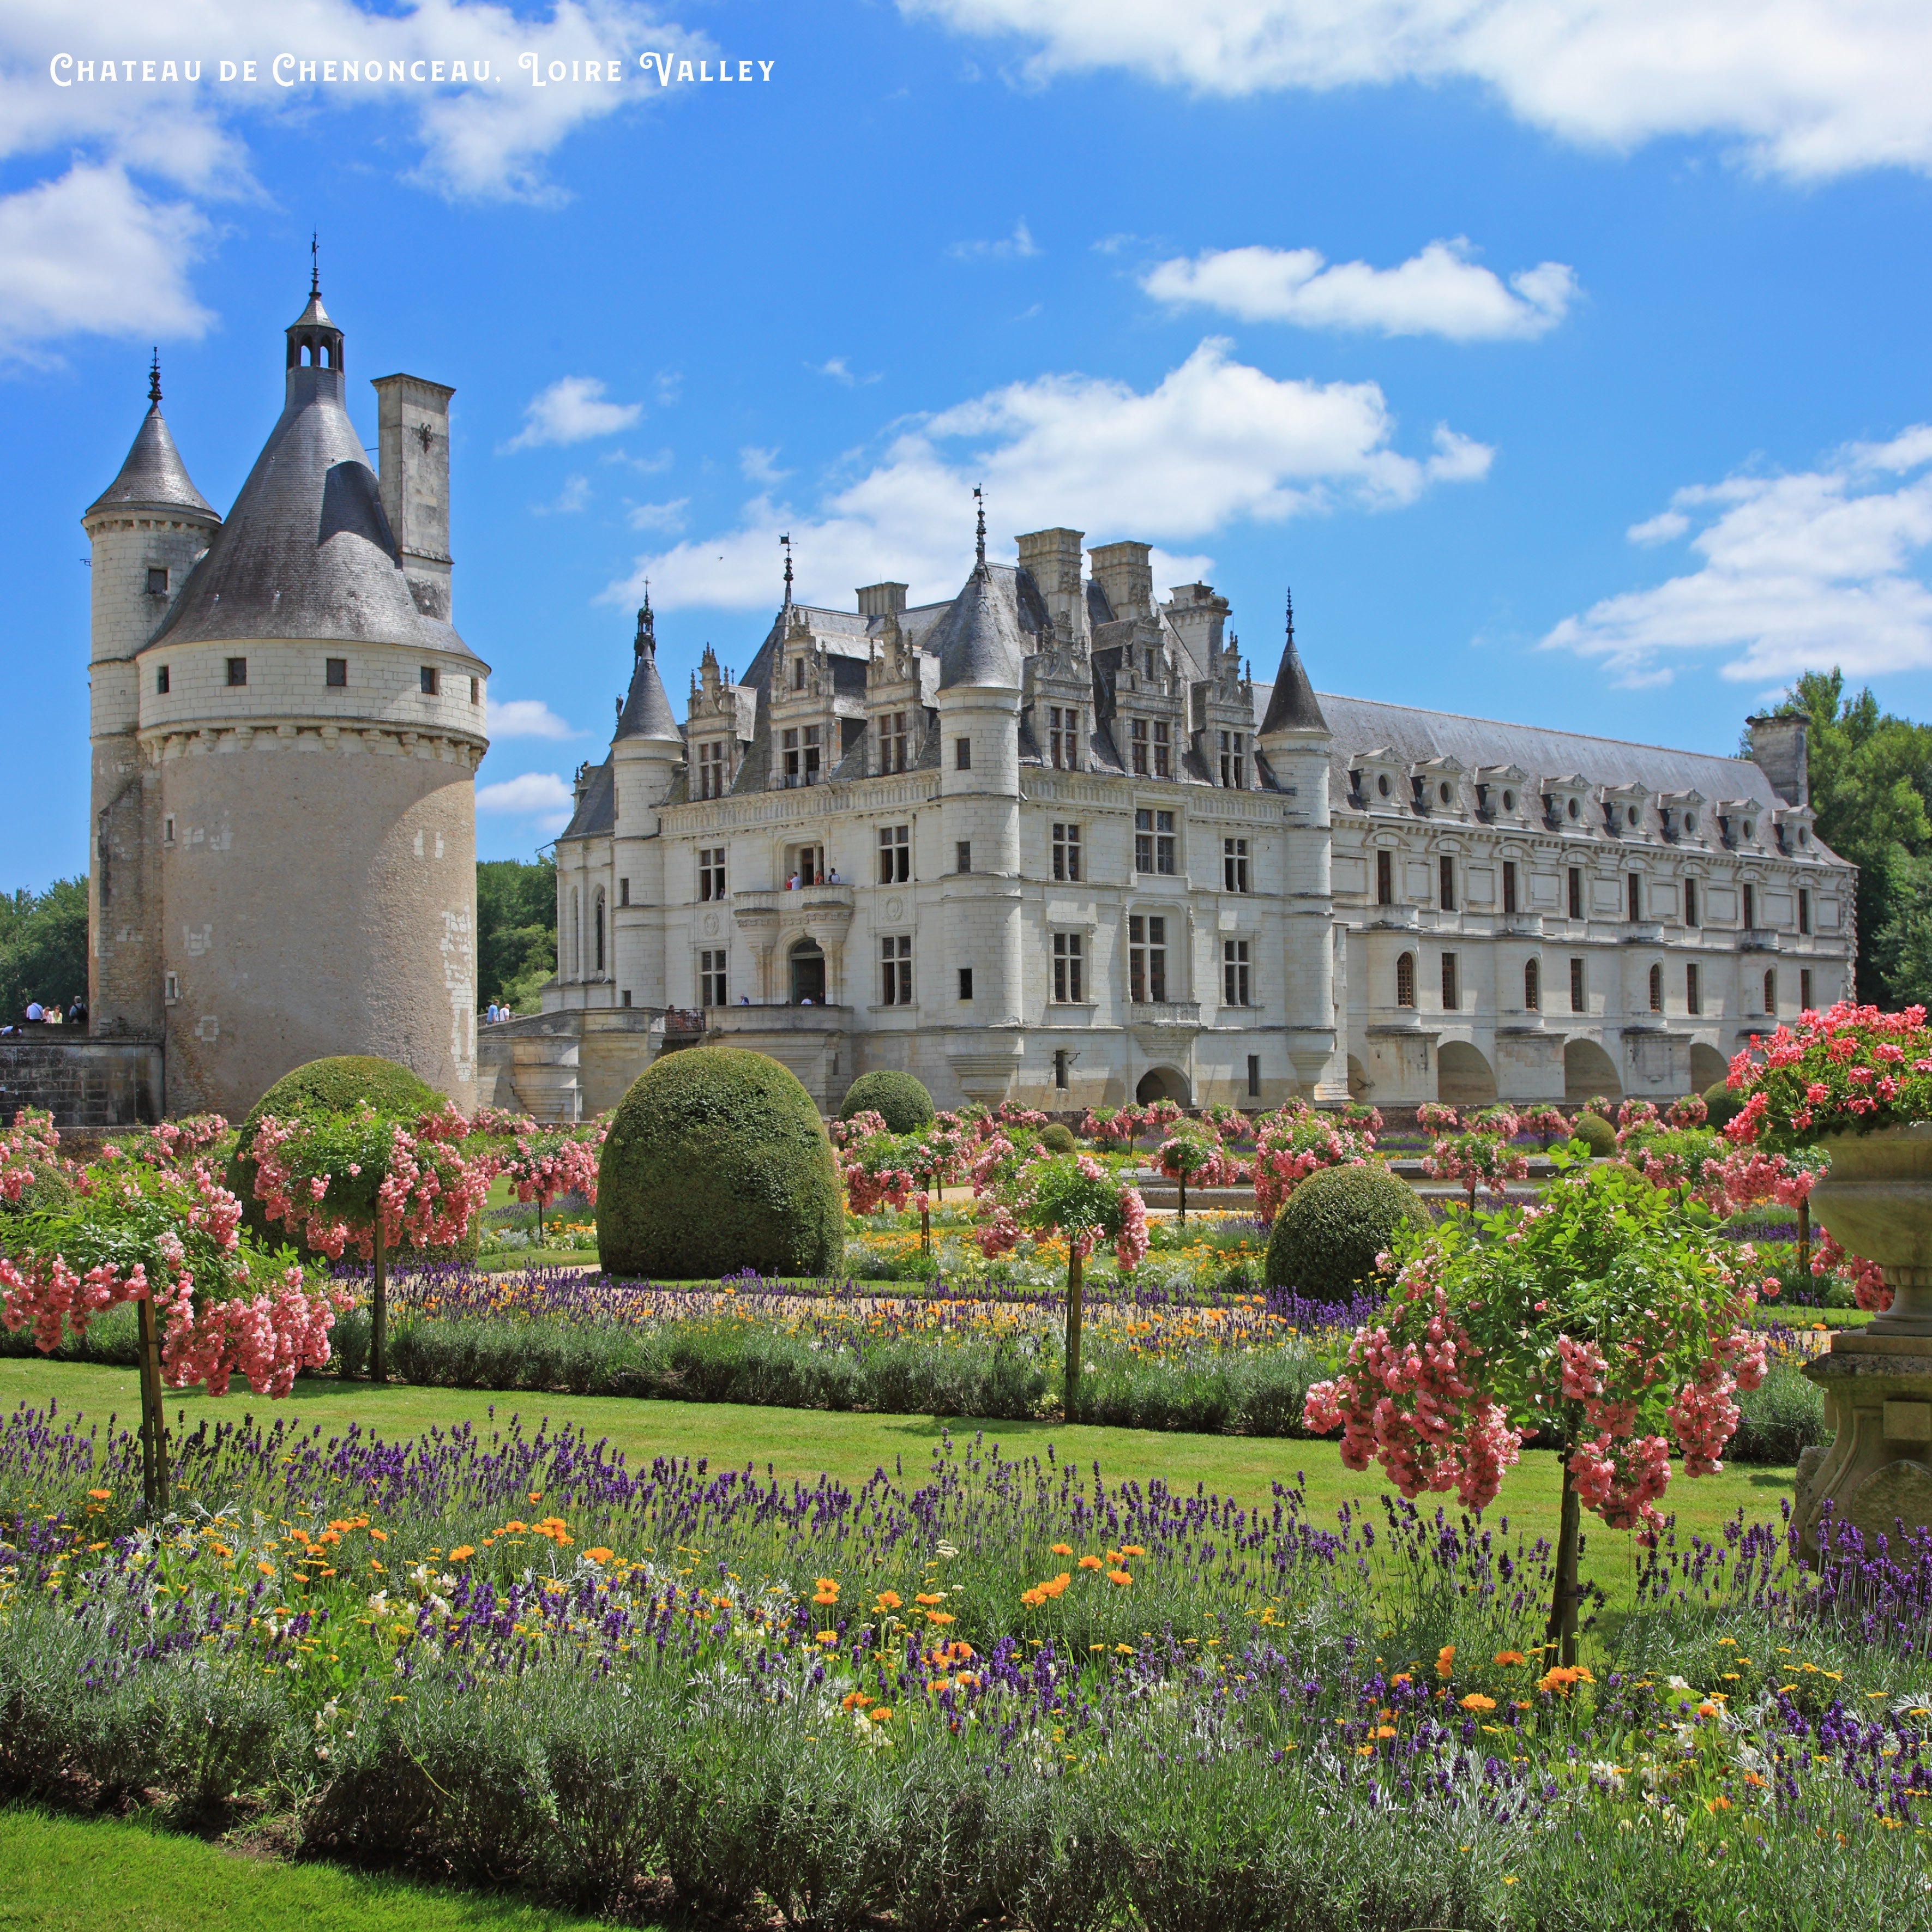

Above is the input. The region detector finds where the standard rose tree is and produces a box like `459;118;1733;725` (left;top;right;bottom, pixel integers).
491;1118;606;1242
1304;1160;1769;1666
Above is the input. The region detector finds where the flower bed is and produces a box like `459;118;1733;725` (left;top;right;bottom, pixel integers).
1;1402;1929;1928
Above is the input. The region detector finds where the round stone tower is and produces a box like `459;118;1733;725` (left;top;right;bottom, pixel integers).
89;274;491;1118
608;593;685;1008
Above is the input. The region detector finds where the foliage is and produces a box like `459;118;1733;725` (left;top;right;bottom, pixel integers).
1250;1104;1375;1220
1415;1101;1461;1137
1726;998;1932;1148
476;856;556;1012
1569;1111;1616;1157
1422;1129;1529;1206
838;1069;935;1134
1516;1105;1570;1148
597;1048;843;1279
1263;1161;1427;1302
1040;1122;1078;1154
1703;1078;1742;1129
0;876;88;1021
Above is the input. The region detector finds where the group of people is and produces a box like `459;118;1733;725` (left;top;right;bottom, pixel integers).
482;1001;517;1025
2;995;86;1037
785;866;840;890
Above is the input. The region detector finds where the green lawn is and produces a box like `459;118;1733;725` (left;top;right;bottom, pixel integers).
1;1356;1795;1612
0;1808;635;1932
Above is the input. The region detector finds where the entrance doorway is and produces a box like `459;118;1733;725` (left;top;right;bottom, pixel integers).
790;939;827;1005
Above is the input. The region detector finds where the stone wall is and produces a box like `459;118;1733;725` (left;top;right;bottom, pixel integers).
0;1037;163;1128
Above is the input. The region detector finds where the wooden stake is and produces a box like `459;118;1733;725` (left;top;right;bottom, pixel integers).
135;1292;169;1513
1063;1247;1084;1421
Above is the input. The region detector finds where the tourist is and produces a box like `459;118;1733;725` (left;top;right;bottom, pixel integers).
738;994;749;1004
66;996;87;1031
23;1001;43;1024
486;1001;500;1024
827;866;840;884
786;872;799;890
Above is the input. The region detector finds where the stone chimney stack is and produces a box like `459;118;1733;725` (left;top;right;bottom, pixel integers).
1161;581;1229;679
1747;713;1809;807
1015;527;1087;639
373;373;455;622
856;581;908;618
1088;539;1153;621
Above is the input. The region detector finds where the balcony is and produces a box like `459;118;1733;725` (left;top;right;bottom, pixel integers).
1128;1000;1202;1038
1741;928;1781;952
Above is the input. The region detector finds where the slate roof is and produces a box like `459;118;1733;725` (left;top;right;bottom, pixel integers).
559;760;615;839
1256;627;1327;735
616;643;681;741
924;563;1042;690
86;402;215;519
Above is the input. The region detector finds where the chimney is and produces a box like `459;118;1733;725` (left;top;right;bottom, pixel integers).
1088;539;1153;621
1747;713;1809;807
1015;527;1087;639
1161;581;1227;678
372;373;455;622
856;581;908;617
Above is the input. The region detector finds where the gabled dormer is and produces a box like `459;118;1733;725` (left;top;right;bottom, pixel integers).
1656;789;1707;843
1021;619;1093;773
1349;745;1404;812
1716;798;1765;850
865;606;936;775
687;643;754;800
1189;630;1256;789
1540;773;1593;832
767;604;840;790
1599;780;1648;838
1473;763;1530;823
1773;803;1819;857
1409;754;1468;817
1103;613;1187;780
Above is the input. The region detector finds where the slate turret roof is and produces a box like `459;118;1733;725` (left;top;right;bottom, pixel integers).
85;363;215;520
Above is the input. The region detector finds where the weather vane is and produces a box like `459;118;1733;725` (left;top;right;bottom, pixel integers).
310;231;320;296
148;347;161;406
974;485;986;568
780;532;793;607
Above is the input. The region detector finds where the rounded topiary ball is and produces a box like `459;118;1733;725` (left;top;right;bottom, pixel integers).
601;1048;844;1280
1703;1080;1741;1130
1040;1122;1078;1154
227;1054;447;1259
1570;1111;1617;1158
1264;1162;1429;1302
838;1069;935;1134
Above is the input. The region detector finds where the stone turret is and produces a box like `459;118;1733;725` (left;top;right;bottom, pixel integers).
610;594;684;1007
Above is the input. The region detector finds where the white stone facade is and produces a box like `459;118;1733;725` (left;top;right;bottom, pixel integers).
536;529;1852;1117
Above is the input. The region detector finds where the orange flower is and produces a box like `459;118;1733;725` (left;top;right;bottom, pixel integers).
1391;1673;1412;1687
915;1592;944;1606
1374;1724;1397;1739
869;1707;893;1724
87;1489;111;1501
875;1590;903;1611
1050;1543;1074;1556
1120;1544;1146;1557
1743;1772;1768;1789
1435;1646;1456;1678
814;1591;839;1607
1021;1587;1048;1607
582;1547;613;1564
257;1562;275;1577
924;1610;956;1626
1106;1569;1132;1587
841;1690;869;1710
816;1631;839;1645
1493;1651;1527;1666
1537;1665;1595;1696
448;1545;476;1562
1459;1693;1496;1712
1078;1554;1103;1570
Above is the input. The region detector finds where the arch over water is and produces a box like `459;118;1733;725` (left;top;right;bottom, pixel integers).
1437;1040;1498;1105
1564;1037;1621;1103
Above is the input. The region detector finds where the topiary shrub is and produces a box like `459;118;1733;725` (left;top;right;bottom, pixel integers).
1703;1079;1741;1130
1040;1123;1078;1154
227;1054;453;1261
601;1048;843;1280
1263;1162;1429;1303
838;1070;935;1135
1570;1111;1616;1158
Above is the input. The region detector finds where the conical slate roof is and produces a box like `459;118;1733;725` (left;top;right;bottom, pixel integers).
616;602;681;741
1257;597;1327;737
929;563;1027;690
153;326;472;657
86;400;214;519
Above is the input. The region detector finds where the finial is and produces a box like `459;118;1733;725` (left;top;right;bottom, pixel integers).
147;348;161;407
615;694;623;723
780;533;793;607
310;231;320;297
973;485;986;568
635;577;655;654
1284;585;1295;646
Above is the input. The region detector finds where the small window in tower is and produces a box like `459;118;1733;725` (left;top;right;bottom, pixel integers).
420;666;440;696
1502;860;1517;914
1377;849;1393;906
470;677;480;705
956;840;972;874
1056;1048;1071;1091
954;736;971;771
1686;962;1701;1015
326;658;347;688
1247;1054;1260;1099
1799;889;1811;935
164;972;179;1004
1440;952;1458;1010
619;878;630;907
1567;867;1582;919
146;567;168;595
1570;958;1586;1013
155;665;170;695
959;967;974;1002
1395;952;1416;1008
1524;958;1540;1010
1439;856;1455;912
226;657;247;687
162;816;176;847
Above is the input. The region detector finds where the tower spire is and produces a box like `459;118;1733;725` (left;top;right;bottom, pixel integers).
780;532;793;609
973;485;986;568
310;230;320;297
148;348;161;407
635;577;655;655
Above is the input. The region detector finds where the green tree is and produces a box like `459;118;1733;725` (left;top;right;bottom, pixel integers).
0;878;88;1022
476;856;556;1009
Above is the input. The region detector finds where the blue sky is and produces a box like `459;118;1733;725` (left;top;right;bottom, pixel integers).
5;1;1932;878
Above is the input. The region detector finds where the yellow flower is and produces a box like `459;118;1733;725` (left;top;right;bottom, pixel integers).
448;1545;476;1562
1435;1645;1455;1678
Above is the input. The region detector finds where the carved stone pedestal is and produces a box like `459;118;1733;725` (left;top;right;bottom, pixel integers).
1796;1337;1932;1564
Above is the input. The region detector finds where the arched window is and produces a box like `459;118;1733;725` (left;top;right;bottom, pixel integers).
594;890;606;974
1524;958;1540;1011
1648;962;1663;1013
1395;952;1416;1008
1764;968;1777;1015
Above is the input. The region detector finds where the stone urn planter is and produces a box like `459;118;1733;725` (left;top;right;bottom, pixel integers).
1795;1123;1932;1563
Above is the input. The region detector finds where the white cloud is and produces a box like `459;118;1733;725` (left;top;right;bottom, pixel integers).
902;1;1932;180
812;356;881;387
504;378;642;452
627;498;690;533
486;698;578;741
601;446;675;473
1542;430;1932;687
740;446;790;485
1142;240;1577;341
950;219;1041;260
611;336;1490;612
0;162;213;362
476;771;574;817
532;473;592;515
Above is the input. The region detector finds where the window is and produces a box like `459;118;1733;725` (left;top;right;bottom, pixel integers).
878;823;911;883
1395;952;1416;1008
791;655;806;691
1218;731;1245;789
621;989;631;1007
326;657;347;688
593;893;606;973
880;710;911;774
959;967;974;1001
1524;958;1540;1010
954;736;971;772
699;949;729;1007
1798;889;1811;935
1687;962;1701;1015
155;665;170;695
1801;968;1813;1009
1377;850;1394;907
1154;720;1171;779
1764;968;1776;1015
1441;952;1458;1011
1628;874;1642;923
1648;963;1663;1012
471;677;480;705
956;840;972;874
1223;938;1251;1007
697;848;726;901
783;725;821;786
697;741;727;799
164;972;179;1003
1052;822;1082;882
619;878;629;907
1567;867;1582;919
1223;836;1249;893
1053;932;1085;1003
1047;706;1079;771
1743;883;1757;930
1134;808;1176;876
1128;916;1168;1003
420;666;440;696
1439;856;1456;912
1570;958;1586;1014
1143;648;1158;679
226;657;247;687
1247;1054;1260;1099
1684;878;1699;929
881;935;913;1006
1055;1048;1070;1091
162;815;176;846
787;844;824;886
146;566;168;595
1129;718;1149;775
1502;861;1517;915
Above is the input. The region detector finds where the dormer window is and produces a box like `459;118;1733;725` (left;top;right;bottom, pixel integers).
782;724;821;786
1567;797;1580;821
881;710;913;774
1377;773;1391;798
1437;781;1453;807
792;657;805;691
697;740;727;799
1218;730;1245;790
1045;706;1080;772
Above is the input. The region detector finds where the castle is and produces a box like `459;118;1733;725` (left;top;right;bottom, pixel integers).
80;277;489;1120
511;518;1853;1119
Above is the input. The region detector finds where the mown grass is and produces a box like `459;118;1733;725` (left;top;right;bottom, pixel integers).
0;1355;1795;1616
0;1805;640;1932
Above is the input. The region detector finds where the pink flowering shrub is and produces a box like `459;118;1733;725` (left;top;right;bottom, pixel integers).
494;1121;606;1218
0;1108;65;1204
129;1114;231;1167
1614;1099;1660;1142
1618;1127;1728;1205
1251;1104;1375;1221
1421;1130;1529;1208
1813;1228;1892;1312
1079;1105;1146;1148
830;1110;889;1151
1415;1102;1460;1140
1666;1093;1709;1128
1517;1105;1571;1149
1198;1104;1251;1142
1725;999;1932;1147
1341;1102;1384;1137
